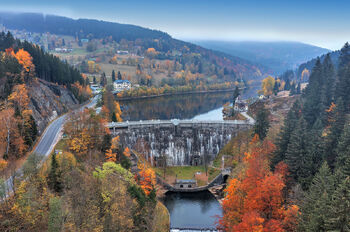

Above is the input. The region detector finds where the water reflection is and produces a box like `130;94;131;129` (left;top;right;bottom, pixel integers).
120;85;259;121
163;191;222;230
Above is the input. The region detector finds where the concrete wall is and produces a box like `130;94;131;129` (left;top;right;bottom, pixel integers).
110;121;252;166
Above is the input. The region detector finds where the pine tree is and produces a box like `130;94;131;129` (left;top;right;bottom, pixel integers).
335;43;350;112
273;80;279;95
253;107;269;140
272;101;302;168
111;112;117;122
100;72;107;87
117;71;122;80
299;162;335;231
289;82;296;96
112;70;116;82
47;154;62;193
323;98;346;169
232;86;240;105
303;58;323;127
285;117;313;188
322;54;336;106
326;177;350;231
296;82;301;94
284;78;291;90
335;123;350;177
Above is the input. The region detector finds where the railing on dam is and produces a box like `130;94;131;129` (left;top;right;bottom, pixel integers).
107;118;254;129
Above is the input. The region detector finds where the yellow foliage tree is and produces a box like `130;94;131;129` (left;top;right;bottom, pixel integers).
88;60;95;74
69;128;91;156
301;68;310;81
261;76;275;97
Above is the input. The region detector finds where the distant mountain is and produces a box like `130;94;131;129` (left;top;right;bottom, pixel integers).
191;40;330;74
0;12;268;80
297;50;340;78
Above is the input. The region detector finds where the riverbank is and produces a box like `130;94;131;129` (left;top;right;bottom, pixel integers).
116;87;244;101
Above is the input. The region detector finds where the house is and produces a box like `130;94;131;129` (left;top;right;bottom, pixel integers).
113;80;131;91
234;96;248;112
259;95;267;100
117;50;129;55
174;179;197;189
90;84;102;94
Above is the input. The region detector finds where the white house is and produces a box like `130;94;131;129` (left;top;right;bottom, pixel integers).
234;96;248;112
113;80;131;91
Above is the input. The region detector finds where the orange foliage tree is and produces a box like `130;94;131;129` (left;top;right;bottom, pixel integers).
13;48;35;74
105;148;117;162
123;147;131;158
135;163;156;195
219;136;299;232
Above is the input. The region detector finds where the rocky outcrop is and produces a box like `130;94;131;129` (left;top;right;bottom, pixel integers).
28;79;79;134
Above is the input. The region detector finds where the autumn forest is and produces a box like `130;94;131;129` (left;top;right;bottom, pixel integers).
1;3;350;232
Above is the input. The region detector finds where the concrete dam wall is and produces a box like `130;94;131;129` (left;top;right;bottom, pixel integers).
108;120;253;166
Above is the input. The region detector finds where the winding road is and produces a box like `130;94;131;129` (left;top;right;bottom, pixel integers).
3;95;99;194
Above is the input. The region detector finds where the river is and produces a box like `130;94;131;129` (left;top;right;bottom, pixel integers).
120;85;260;231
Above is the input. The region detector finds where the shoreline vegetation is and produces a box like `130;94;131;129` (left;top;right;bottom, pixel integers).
115;82;246;100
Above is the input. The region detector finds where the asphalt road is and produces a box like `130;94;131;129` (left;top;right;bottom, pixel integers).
3;95;99;195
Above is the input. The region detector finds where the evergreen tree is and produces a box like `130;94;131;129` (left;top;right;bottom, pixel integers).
23;114;38;147
335;123;350;177
289;82;296;96
323;98;346;169
284;78;291;90
272;101;301;168
285;117;313;189
93;76;97;84
322;54;336;106
47;154;62;194
296;82;301;94
112;70;116;82
232;86;240;105
335;43;350;112
299;162;335;231
100;72;107;87
326;177;350;231
253;107;270;140
303;58;323;127
273;80;279;95
111;112;117;122
117;71;122;80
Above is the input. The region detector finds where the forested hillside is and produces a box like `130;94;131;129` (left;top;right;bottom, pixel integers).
273;43;350;230
0;31;91;173
219;43;350;231
192;40;330;74
297;49;340;79
0;12;267;80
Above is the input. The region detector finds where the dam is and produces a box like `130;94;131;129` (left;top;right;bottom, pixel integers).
107;119;254;166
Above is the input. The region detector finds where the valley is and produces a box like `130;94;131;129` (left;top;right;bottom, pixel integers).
0;4;350;232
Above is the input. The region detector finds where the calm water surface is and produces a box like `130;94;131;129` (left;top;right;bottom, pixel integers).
163;191;222;230
120;85;260;121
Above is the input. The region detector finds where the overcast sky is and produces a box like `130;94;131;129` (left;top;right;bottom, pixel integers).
1;0;349;50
